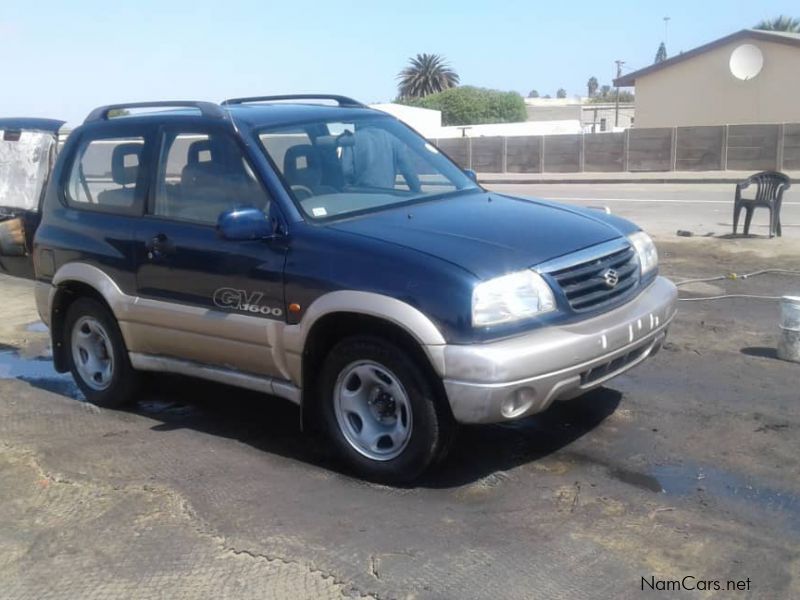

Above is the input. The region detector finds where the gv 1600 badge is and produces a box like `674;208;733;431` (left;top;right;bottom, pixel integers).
213;288;283;317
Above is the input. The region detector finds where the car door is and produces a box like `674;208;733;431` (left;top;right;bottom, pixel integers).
131;123;289;379
0;119;63;279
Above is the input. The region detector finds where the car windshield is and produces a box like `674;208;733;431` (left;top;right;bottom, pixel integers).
257;116;480;220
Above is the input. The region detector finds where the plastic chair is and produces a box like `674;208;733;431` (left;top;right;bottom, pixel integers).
733;171;791;238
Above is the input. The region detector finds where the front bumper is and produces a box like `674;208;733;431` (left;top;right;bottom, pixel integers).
442;276;677;424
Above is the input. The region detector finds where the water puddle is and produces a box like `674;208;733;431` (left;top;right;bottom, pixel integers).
608;467;663;493
608;461;800;532
653;463;800;520
0;349;82;399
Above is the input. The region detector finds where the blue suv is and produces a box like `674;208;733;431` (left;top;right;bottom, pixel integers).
0;96;676;482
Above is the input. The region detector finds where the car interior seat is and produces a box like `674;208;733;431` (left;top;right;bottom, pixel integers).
179;138;264;221
96;143;142;207
283;144;336;197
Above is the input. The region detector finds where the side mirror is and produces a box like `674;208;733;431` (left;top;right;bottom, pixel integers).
464;169;478;183
217;207;273;241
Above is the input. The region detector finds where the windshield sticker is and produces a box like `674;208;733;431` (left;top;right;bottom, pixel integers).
312;207;328;217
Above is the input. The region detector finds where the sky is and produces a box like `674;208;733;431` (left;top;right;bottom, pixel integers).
2;0;798;125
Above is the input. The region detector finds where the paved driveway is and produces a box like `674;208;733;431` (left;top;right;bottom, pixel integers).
1;217;798;598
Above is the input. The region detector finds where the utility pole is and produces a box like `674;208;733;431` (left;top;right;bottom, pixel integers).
663;16;671;47
614;59;625;127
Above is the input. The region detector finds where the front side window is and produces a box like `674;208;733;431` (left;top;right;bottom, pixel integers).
153;131;269;225
258;116;479;220
66;136;146;211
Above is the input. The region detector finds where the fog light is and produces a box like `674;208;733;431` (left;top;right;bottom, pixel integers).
501;387;536;418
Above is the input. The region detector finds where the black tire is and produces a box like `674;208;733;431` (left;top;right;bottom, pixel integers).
319;336;454;484
64;297;141;408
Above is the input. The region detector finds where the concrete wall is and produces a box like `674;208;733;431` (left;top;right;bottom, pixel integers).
633;37;800;128
433;122;800;173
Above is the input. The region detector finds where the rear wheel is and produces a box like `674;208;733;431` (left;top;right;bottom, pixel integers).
320;336;454;484
65;297;141;408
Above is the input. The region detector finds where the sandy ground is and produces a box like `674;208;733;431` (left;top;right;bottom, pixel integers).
0;211;799;598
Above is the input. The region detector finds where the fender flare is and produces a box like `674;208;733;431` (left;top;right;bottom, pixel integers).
51;262;130;317
281;291;448;381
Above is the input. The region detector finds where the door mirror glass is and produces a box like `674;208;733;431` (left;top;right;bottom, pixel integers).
217;207;273;241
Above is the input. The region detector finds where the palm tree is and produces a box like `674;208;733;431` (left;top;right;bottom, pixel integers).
754;15;800;32
397;54;459;99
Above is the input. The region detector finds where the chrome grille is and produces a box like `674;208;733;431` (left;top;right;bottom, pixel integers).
548;245;640;312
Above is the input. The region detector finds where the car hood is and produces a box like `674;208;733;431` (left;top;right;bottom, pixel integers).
327;191;628;280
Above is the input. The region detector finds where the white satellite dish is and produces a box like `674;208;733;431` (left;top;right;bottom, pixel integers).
729;44;764;80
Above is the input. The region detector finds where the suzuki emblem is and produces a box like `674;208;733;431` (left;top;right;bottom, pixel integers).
603;269;620;288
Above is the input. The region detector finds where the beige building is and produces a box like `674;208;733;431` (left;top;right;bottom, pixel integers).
616;29;800;128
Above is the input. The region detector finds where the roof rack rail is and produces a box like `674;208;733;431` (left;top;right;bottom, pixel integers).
221;94;366;108
84;101;225;124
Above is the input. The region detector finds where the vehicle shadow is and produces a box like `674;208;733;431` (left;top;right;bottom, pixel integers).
421;388;621;488
7;351;621;488
124;374;621;488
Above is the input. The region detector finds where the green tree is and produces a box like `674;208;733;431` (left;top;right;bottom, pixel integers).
400;86;527;126
528;89;540;98
587;76;598;97
556;88;567;99
397;53;459;99
754;15;800;32
654;42;667;63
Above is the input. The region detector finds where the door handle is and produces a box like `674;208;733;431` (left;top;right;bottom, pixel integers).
146;233;174;261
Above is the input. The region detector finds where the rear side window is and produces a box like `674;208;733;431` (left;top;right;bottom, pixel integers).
66;136;146;212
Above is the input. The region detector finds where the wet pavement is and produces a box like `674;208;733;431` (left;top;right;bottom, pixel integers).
0;237;799;599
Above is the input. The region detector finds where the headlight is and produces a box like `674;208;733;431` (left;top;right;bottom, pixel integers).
628;231;658;275
472;270;555;327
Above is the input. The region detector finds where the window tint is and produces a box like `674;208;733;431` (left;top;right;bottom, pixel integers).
154;132;269;225
66;136;145;210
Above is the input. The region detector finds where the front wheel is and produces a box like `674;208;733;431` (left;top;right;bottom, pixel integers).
65;297;141;408
320;336;454;484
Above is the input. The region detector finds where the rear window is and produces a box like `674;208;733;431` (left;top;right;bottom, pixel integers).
0;130;57;212
65;136;146;213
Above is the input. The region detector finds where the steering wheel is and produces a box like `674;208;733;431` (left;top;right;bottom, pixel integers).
290;185;313;201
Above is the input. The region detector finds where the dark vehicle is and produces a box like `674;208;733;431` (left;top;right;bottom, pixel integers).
0;97;676;482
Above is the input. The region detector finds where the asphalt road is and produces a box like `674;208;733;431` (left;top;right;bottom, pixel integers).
484;183;800;240
1;187;799;599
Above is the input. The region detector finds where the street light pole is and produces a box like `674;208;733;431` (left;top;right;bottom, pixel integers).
614;59;625;127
